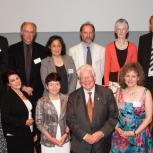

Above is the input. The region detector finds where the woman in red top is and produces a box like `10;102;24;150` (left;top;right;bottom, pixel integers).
104;18;137;94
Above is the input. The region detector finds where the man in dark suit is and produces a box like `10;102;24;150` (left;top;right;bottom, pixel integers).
66;64;118;153
138;15;153;95
8;22;48;153
0;35;8;95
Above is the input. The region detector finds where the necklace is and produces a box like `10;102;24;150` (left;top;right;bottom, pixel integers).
128;91;136;96
115;39;128;50
14;90;24;97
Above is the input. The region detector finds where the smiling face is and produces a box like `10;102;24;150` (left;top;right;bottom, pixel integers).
49;39;62;56
124;70;139;88
80;25;95;44
8;74;22;90
79;69;95;91
47;81;61;96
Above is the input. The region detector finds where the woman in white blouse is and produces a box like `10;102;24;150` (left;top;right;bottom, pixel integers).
36;72;70;153
1;70;34;153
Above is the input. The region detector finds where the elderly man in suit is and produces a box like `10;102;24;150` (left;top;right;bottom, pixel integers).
68;22;105;88
66;64;118;153
0;35;8;95
8;22;48;153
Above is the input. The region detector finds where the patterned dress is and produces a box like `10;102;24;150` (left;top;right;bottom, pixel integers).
111;88;153;153
0;112;7;153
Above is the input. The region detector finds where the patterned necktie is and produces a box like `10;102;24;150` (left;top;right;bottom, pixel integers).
86;92;93;122
86;46;92;65
25;45;32;84
148;36;153;76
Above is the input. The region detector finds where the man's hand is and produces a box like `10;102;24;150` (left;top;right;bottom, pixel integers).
22;86;33;95
92;131;104;143
83;134;94;144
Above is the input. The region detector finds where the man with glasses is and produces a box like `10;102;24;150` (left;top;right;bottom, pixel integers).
8;22;48;153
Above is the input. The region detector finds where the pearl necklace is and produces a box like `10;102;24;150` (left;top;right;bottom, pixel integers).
115;39;128;50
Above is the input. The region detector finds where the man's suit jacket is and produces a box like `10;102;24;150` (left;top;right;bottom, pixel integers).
40;55;77;95
8;41;48;105
69;43;105;88
138;32;152;78
0;36;8;94
66;85;118;153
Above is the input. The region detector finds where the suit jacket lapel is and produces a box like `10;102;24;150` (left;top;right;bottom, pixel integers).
19;42;27;82
92;85;103;125
79;44;85;66
59;94;67;120
46;94;58;119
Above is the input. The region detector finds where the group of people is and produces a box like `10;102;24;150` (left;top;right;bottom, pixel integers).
0;15;153;153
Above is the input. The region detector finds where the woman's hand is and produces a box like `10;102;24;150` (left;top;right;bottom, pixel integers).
49;137;61;146
59;133;68;146
116;127;135;138
25;118;34;126
122;131;135;137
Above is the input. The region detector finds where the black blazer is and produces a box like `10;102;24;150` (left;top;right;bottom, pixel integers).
1;89;32;137
138;32;152;77
0;36;8;93
8;41;48;105
66;85;118;153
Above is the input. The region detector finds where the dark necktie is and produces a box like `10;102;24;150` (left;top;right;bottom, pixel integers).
86;92;93;122
25;45;32;84
86;46;92;65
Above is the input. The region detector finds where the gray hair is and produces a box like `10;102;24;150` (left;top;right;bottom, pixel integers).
77;64;95;79
115;18;129;31
20;21;37;33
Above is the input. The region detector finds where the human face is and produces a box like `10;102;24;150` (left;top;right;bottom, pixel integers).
124;70;139;88
8;74;22;90
79;70;95;91
21;23;36;44
49;39;62;56
115;23;128;39
47;81;61;96
149;17;153;32
80;25;95;44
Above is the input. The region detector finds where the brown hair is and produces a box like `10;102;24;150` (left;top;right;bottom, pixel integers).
119;62;145;89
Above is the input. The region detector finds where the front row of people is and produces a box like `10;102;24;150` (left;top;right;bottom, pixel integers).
0;63;153;153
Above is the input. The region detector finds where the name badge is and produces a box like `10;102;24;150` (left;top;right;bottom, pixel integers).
133;101;141;107
34;58;41;64
68;69;74;74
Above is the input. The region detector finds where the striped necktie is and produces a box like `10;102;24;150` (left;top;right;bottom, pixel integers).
148;36;153;77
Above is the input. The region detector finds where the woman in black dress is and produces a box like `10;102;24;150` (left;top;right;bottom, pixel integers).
1;70;34;153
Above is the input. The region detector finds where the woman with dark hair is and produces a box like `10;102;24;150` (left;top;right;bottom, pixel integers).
104;18;137;95
41;35;77;95
36;72;70;153
111;63;153;152
1;70;34;153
